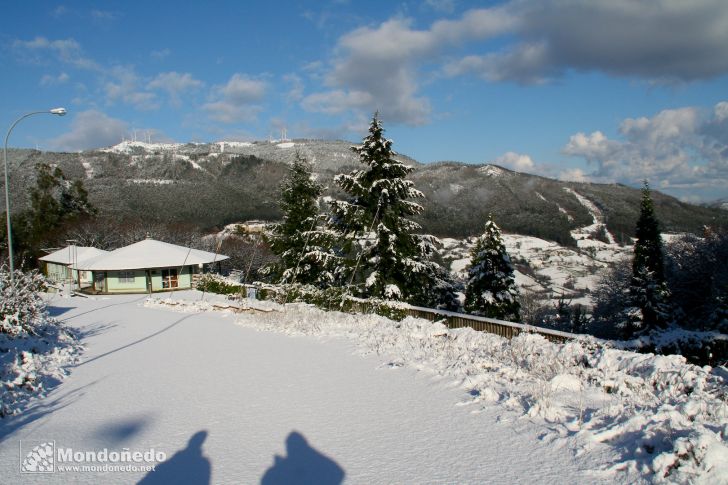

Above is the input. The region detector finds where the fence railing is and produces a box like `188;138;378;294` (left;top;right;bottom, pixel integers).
253;284;575;344
345;299;574;343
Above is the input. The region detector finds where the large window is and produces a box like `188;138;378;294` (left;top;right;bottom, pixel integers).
119;271;135;284
162;268;178;289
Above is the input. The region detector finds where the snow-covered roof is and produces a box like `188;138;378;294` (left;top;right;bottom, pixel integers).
39;246;110;265
74;239;228;271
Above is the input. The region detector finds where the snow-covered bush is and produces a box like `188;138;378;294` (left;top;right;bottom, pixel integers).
0;267;82;417
1;268;48;337
258;283;410;321
197;273;243;296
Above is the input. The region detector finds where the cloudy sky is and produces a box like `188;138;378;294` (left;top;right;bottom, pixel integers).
2;0;728;201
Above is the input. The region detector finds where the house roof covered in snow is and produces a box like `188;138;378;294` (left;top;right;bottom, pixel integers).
73;238;228;271
39;246;110;265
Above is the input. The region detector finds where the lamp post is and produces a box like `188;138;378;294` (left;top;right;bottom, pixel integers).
3;108;67;287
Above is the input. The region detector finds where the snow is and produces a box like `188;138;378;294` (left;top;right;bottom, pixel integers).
276;142;295;149
564;188;617;245
74;238;229;271
1;292;726;482
477;164;506;177
80;161;94;179
128;179;174;185
0;291;634;484
39;246;109;266
444;234;630;308
171;153;204;171
100;140;183;154
154;294;728;482
217;141;252;152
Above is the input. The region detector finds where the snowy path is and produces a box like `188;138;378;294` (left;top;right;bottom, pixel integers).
1;293;621;484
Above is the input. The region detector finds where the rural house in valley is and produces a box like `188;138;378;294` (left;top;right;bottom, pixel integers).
72;238;228;294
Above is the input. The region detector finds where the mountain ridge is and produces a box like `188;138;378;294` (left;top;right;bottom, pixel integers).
2;140;725;244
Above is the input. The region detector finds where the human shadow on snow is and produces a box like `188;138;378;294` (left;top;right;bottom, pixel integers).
138;430;211;485
52;295;150;324
93;415;153;446
261;431;345;485
75;313;197;367
0;380;100;443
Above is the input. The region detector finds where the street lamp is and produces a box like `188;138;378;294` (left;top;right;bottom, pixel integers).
3;108;67;287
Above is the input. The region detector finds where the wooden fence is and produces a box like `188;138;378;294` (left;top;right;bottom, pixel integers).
254;285;575;344
345;299;574;343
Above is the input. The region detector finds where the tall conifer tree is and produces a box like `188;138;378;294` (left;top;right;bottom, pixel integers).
267;154;337;286
329;114;451;303
464;216;521;321
627;181;672;334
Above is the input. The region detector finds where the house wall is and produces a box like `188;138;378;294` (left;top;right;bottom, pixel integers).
106;270;148;293
45;262;68;282
44;263;93;286
149;266;193;291
99;266;196;293
77;270;94;286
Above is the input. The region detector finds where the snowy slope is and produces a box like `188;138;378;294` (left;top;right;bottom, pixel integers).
443;233;631;308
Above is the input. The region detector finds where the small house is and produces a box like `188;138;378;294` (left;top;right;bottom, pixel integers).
73;238;229;294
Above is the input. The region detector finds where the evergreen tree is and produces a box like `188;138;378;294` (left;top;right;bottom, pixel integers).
627;181;671;335
266;154;338;286
329;114;452;303
4;163;95;268
464;216;521;321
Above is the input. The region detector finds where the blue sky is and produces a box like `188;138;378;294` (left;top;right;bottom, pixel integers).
2;0;728;202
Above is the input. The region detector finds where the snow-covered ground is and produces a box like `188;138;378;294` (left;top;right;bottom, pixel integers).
2;291;725;484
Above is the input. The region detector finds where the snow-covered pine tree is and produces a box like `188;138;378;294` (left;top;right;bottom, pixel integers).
266;154;338;287
329;113;451;303
464;216;521;321
627;181;672;335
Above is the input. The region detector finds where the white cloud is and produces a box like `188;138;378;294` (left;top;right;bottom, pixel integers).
494;151;535;172
51;5;68;17
218;74;266;104
148;72;203;107
150;48;171;60
445;42;554;84
104;65;159;111
50;110;129;151
283;73;304;103
12;36;99;71
303;8;515;125
562;101;728;190
444;0;728;84
300;1;728;128
40;72;70;86
202;74;267;123
424;0;456;14
302;90;373;115
91;9;120;21
558;168;590;183
714;101;728;122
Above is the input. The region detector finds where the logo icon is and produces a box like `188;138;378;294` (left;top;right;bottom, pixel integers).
20;441;55;473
